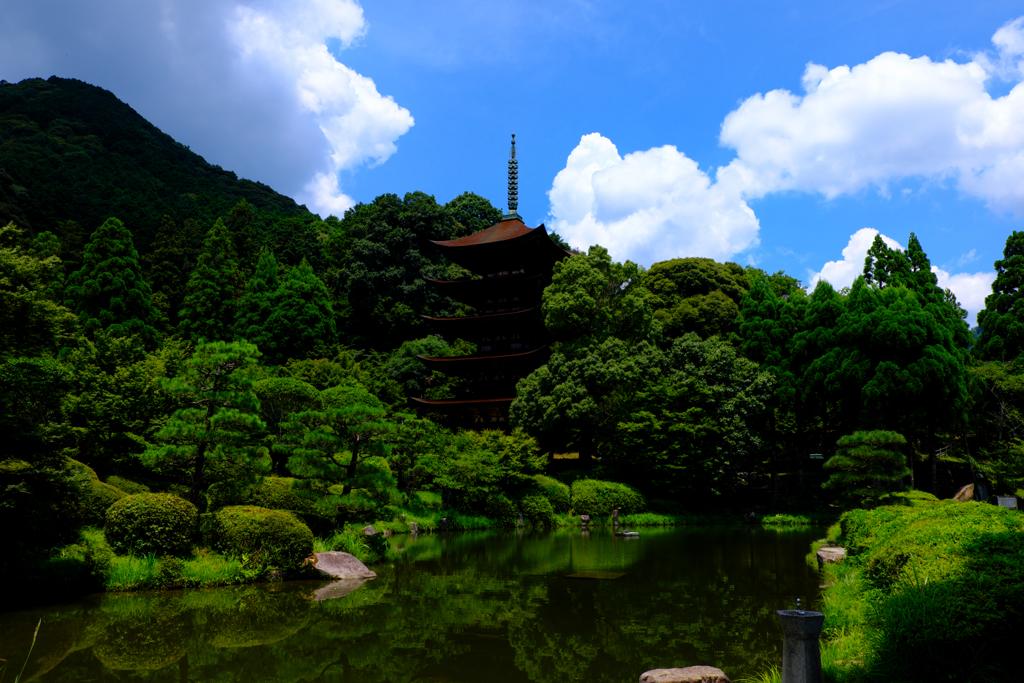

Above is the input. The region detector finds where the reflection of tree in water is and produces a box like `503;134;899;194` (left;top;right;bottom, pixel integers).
10;527;820;683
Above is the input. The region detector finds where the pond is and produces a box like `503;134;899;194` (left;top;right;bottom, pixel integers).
1;525;825;683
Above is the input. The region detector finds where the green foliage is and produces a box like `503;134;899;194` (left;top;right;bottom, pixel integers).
0;222;79;357
143;340;268;507
252;377;320;475
253;258;337;364
976;230;1024;361
177;219;241;342
519;493;555;527
143;216;201;331
80;479;128;524
106;475;150;495
338;191;482;349
484;493;519;526
0;77;311;246
542;245;655;345
104;493;198;556
430;429;544;511
828;502;1024;681
531;474;570;513
235;247;279;344
410;490;442;512
64;217;158;347
570;479;646;516
642;257;750;340
823;430;910;505
211;505;314;571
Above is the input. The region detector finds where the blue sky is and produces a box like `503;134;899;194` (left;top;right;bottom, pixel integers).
3;0;1024;323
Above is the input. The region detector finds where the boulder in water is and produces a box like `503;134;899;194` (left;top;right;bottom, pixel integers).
312;551;376;579
640;666;731;683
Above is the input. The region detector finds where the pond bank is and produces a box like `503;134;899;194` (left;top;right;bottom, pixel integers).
750;501;1024;683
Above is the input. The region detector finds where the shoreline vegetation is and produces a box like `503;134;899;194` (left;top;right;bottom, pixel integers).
747;498;1024;683
17;500;836;600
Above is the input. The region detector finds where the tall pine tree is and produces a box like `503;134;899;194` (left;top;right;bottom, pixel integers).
178;219;241;343
235;248;279;344
65;217;158;347
258;258;336;364
144;215;201;332
975;231;1024;361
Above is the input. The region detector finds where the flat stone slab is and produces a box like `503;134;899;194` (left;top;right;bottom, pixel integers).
640;666;731;683
312;551;377;579
310;578;370;601
816;547;847;570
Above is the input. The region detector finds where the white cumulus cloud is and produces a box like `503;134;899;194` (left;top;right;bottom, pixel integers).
229;0;413;215
547;133;760;265
931;267;996;326
717;16;1024;214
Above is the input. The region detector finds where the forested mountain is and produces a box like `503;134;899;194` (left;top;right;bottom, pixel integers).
0;76;310;249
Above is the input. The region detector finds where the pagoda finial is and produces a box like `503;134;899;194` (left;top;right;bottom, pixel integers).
506;133;519;219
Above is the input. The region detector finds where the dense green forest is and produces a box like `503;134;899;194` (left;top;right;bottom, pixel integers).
3;76;1024;604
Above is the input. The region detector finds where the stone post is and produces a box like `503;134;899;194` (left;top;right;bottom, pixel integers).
409;522;418;535
776;609;824;683
612;509;619;526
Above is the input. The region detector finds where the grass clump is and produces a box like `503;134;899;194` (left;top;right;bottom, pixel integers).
792;501;1024;683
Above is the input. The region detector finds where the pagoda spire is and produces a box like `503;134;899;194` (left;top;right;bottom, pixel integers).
505;133;520;220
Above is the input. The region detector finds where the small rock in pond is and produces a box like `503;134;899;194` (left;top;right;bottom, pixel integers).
580;514;591;525
639;666;731;683
362;525;377;536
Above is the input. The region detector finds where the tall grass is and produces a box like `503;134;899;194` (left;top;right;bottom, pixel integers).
106;553;161;590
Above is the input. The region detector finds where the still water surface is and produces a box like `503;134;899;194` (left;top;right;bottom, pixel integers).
1;526;824;683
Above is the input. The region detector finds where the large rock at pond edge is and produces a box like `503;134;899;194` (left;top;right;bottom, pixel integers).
816;546;847;569
953;484;975;502
312;551;377;579
640;666;731;683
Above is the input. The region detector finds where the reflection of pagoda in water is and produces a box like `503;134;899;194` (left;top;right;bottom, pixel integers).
412;135;569;427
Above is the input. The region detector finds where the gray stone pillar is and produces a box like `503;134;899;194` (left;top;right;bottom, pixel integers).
776;609;824;683
612;509;619;525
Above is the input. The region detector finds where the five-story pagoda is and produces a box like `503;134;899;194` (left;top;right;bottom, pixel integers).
412;135;569;427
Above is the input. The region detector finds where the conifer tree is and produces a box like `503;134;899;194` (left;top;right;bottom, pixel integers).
256;258;336;364
178;219;241;343
144;340;268;508
975;231;1024;361
144;215;202;331
65;217;158;347
235;248;279;343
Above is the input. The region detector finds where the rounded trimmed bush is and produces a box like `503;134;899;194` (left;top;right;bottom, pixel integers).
570;479;646;516
105;493;198;556
106;475;150;495
520;493;555;527
531;475;570;513
212;505;313;570
485;494;518;526
247;477;317;514
81;479;127;524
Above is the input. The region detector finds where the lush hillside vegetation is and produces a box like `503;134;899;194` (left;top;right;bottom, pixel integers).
2;77;1023;625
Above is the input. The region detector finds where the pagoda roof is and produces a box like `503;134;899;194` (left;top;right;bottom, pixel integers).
420;305;542;324
417;347;548;373
409;397;515;407
430;218;534;247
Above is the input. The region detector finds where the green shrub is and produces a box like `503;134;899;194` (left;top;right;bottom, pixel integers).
520;493;555;527
247;477;316;513
106;475;150;495
823;430;910;506
212;505;313;571
485;494;519;526
410;490;443;512
67;457;98;480
105;493;198;556
570;479;646;516
531;475;570;513
81;479;128;524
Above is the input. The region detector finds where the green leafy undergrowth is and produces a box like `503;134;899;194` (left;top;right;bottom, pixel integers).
807;502;1024;683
